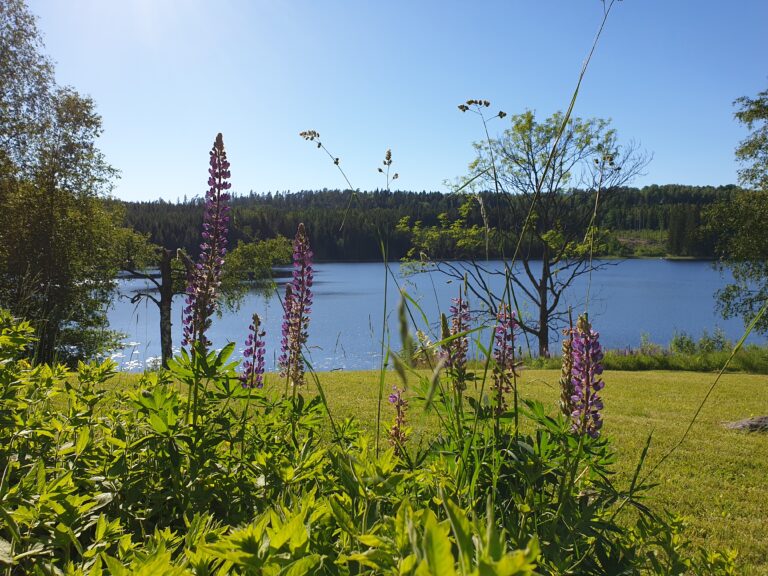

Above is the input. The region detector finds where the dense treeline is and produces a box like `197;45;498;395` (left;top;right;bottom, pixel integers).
123;184;739;261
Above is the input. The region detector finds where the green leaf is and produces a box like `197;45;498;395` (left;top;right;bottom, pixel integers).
423;512;456;576
75;427;90;456
148;412;169;435
0;506;21;544
269;512;306;552
358;534;386;548
443;499;473;573
0;537;13;564
280;554;321;576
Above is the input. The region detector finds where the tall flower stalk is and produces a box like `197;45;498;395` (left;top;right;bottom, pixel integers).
182;133;231;353
492;304;519;436
278;223;314;391
387;385;408;458
570;314;605;438
240;313;266;389
441;293;471;390
559;317;576;418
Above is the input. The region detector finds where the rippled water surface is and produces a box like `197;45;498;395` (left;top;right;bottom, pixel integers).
107;259;764;371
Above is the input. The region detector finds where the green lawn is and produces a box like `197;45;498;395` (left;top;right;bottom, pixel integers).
112;368;768;573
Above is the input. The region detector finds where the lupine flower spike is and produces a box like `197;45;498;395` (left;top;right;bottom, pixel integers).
182;133;231;352
570;314;605;438
388;385;408;456
240;313;266;389
492;304;519;416
278;223;314;387
441;293;471;390
559;320;576;418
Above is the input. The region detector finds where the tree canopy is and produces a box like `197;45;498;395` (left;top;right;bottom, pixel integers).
406;109;649;355
706;84;768;334
0;0;123;363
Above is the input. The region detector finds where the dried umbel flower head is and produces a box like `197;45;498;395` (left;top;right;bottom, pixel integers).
570;314;605;438
182;133;232;351
458;100;505;119
240;313;266;389
378;148;399;188
299;130;320;141
278;223;314;387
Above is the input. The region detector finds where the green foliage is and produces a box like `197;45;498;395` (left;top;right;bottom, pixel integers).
526;330;768;374
0;0;126;364
705;189;768;334
700;86;768;335
219;236;293;310
403;110;649;355
0;311;739;574
122;185;737;262
734;86;768;192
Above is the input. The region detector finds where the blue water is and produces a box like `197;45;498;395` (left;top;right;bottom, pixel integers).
106;259;764;371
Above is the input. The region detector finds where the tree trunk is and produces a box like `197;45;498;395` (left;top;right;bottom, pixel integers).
538;258;550;357
159;249;174;367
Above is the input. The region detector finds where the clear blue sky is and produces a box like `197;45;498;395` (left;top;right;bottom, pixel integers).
27;0;768;202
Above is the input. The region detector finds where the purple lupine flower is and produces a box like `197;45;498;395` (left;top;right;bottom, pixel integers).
570;315;605;438
492;304;518;415
441;294;471;389
182;133;232;352
278;223;313;386
240;313;266;389
388;385;408;454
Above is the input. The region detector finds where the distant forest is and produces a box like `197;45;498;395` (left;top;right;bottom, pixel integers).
122;184;740;261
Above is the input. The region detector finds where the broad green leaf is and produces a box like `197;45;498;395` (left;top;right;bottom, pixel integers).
75;427;90;456
423;512;456;576
269;512;306;551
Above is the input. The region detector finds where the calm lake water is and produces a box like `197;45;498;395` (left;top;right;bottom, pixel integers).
107;259;765;371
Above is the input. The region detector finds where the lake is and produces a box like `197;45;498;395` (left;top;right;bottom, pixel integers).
107;259;765;371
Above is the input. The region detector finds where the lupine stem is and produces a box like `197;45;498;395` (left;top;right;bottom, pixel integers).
181;133;231;426
492;304;518;440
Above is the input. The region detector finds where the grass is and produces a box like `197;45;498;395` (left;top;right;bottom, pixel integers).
523;345;768;374
110;368;768;574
